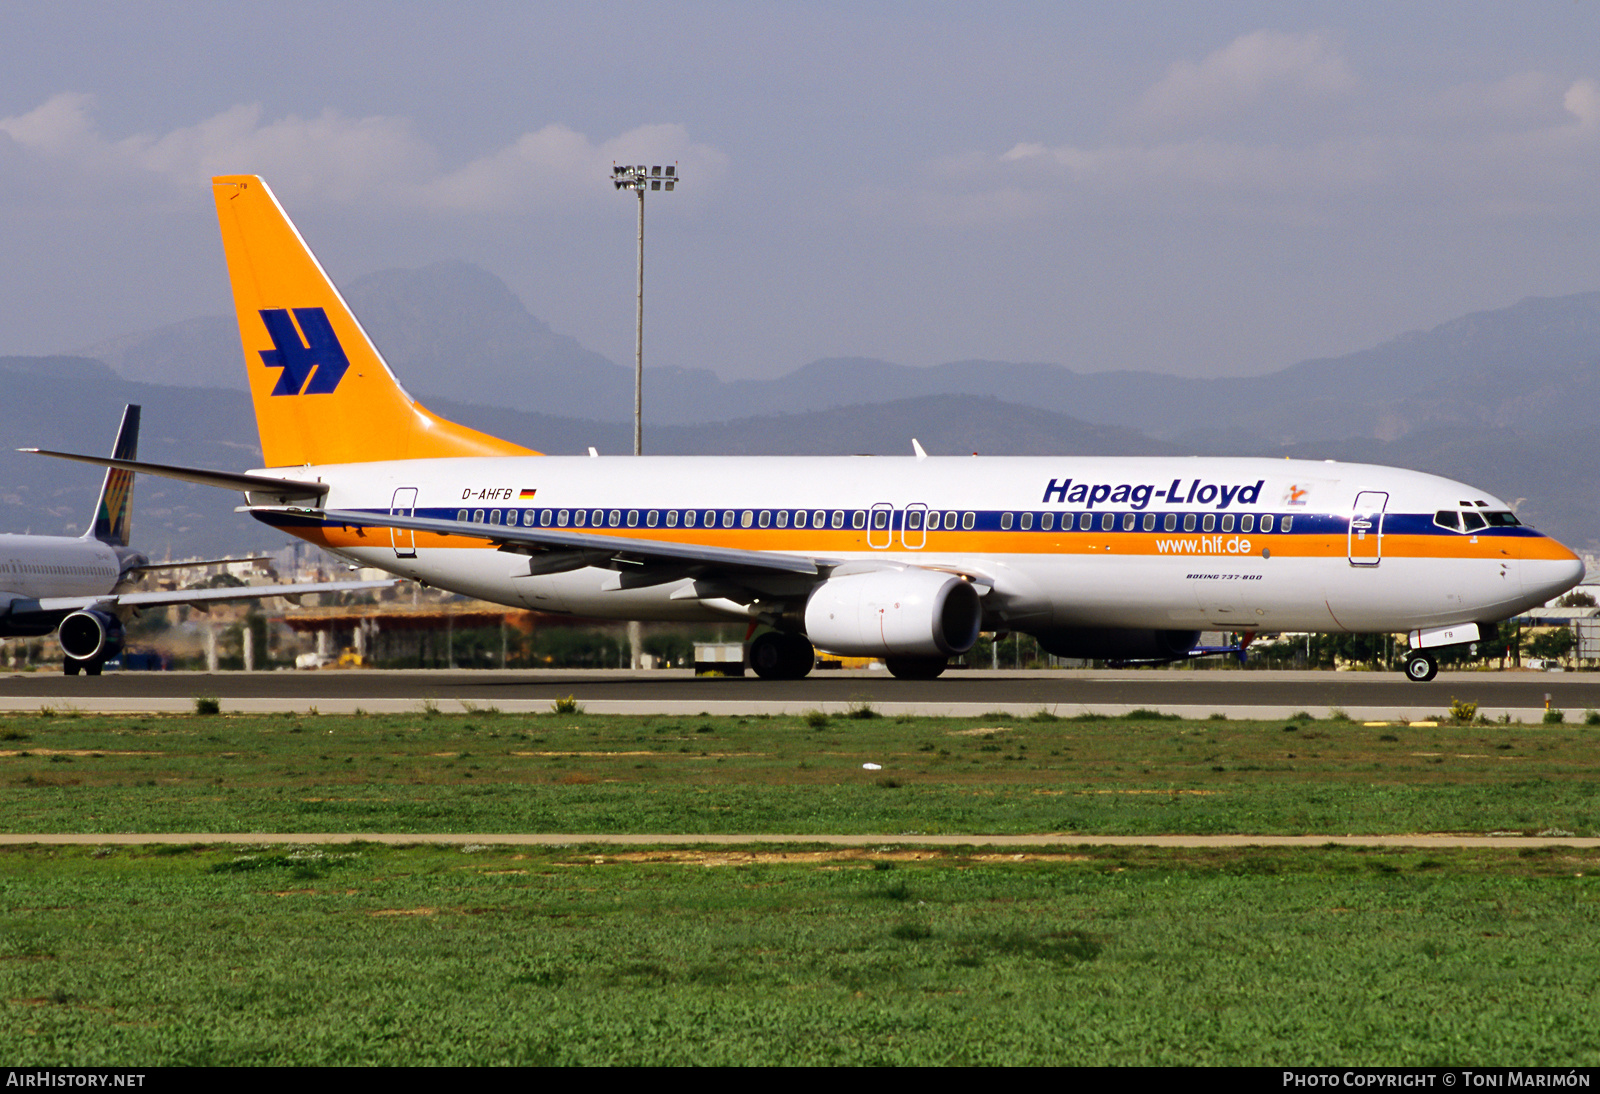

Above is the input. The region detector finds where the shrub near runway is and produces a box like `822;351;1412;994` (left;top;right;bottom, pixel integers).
1;709;1598;836
1;842;1597;1065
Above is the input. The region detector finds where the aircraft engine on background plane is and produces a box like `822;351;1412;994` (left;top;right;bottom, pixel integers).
57;609;124;667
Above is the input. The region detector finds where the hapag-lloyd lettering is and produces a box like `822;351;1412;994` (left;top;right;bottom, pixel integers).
1041;477;1264;511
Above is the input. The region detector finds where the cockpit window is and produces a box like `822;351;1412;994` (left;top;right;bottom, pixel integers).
1437;508;1520;532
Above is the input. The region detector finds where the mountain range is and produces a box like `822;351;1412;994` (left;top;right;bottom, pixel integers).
2;262;1590;558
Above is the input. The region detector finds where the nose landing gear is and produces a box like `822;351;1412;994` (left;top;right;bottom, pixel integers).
1403;652;1438;682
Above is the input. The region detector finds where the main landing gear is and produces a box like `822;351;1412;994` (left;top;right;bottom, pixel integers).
883;657;948;680
62;656;104;677
1403;652;1438;682
748;632;816;680
748;632;952;681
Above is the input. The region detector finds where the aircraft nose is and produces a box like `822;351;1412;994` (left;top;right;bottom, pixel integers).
1522;541;1586;604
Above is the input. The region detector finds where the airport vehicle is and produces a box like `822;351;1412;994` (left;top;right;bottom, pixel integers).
27;176;1587;681
4;404;393;674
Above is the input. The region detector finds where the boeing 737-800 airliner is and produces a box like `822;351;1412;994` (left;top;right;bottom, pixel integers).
27;176;1587;681
5;404;392;673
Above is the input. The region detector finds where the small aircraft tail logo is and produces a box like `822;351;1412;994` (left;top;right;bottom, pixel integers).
260;308;350;396
90;405;139;547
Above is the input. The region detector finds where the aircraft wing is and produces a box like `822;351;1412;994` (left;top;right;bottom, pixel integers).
28;578;396;615
300;507;826;577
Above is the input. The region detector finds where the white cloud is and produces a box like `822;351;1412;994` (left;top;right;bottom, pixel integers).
0;94;728;212
1133;30;1356;132
1564;78;1600;129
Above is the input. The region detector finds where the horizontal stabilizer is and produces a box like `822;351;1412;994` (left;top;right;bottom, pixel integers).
21;449;328;502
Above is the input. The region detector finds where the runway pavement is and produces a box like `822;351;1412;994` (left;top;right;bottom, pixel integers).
1;666;1596;720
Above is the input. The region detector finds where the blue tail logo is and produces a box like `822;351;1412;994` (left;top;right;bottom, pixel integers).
259;308;350;395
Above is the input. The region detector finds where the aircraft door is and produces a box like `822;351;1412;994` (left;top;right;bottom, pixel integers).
1348;491;1388;567
390;487;418;558
869;503;894;549
902;503;928;549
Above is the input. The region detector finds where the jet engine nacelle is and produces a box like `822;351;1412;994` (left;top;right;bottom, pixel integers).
804;569;983;658
1033;627;1200;663
58;609;124;663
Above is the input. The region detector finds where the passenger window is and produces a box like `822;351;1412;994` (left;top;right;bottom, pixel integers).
852;511;866;530
645;510;657;528
962;512;975;530
592;509;604;526
474;509;485;523
831;511;845;529
1240;514;1254;533
575;509;587;526
684;511;696;528
1080;513;1093;531
794;511;807;529
1101;513;1114;531
1143;513;1156;531
666;510;678;528
627;510;639;527
457;509;467;522
535;510;546;526
1163;513;1177;532
1260;514;1273;533
775;510;788;528
759;510;771;528
609;510;621;527
1122;513;1135;531
490;510;502;525
873;509;888;530
1281;515;1293;532
1020;512;1033;531
1182;513;1196;532
906;511;921;530
1041;513;1053;531
1202;514;1215;532
1221;513;1234;533
1001;512;1013;530
815;510;827;528
558;510;569;527
741;510;754;528
723;510;736;528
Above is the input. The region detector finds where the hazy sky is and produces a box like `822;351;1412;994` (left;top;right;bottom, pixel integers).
4;1;1600;384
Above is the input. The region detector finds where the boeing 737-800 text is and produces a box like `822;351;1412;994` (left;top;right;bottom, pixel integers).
27;176;1586;681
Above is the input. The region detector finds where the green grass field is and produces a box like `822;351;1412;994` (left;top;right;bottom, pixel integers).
2;708;1599;836
3;709;1599;1064
4;842;1599;1065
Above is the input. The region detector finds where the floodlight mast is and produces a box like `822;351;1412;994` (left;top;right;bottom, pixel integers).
610;163;679;458
611;163;679;671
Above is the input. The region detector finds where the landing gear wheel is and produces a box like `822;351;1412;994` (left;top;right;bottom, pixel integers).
84;661;103;677
749;632;815;680
885;656;948;680
1404;652;1438;682
62;658;82;676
